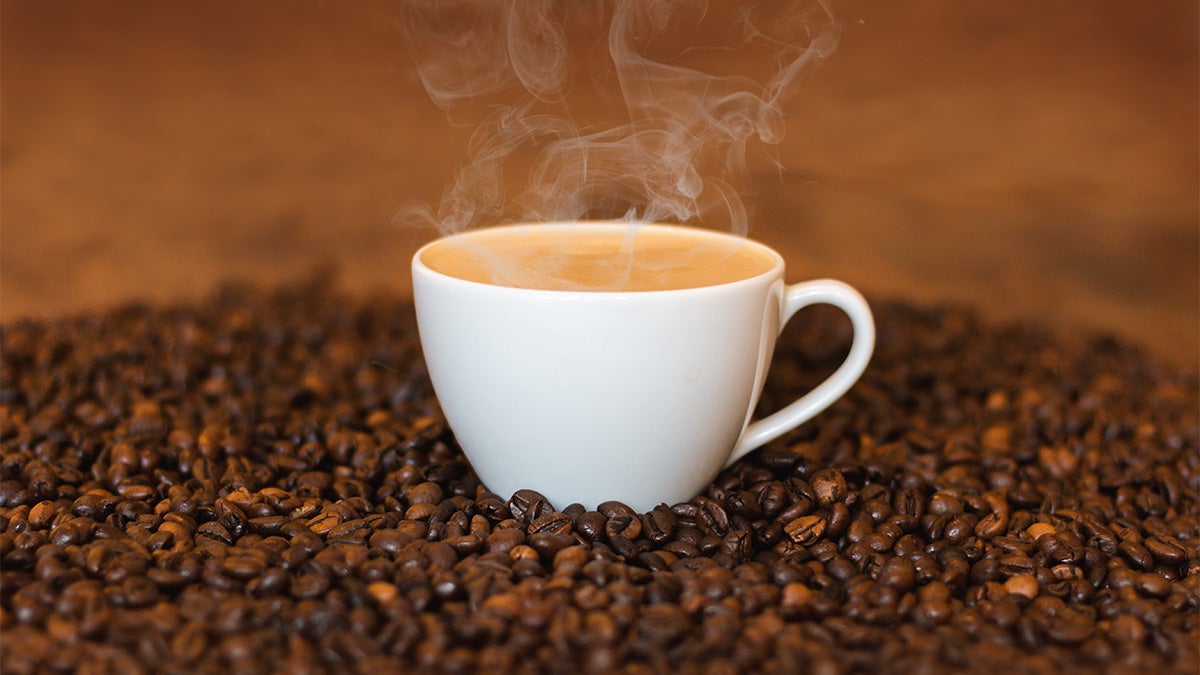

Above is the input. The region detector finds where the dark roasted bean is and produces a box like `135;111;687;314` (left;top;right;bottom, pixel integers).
508;490;552;524
485;527;525;555
1118;541;1155;570
756;482;788;518
1145;535;1188;566
998;552;1036;578
929;492;963;516
528;511;572;536
641;507;677;544
1136;572;1171;598
196;521;233;546
693;496;730;535
809;469;847;507
249;515;287;535
528;532;574;558
599;502;642;541
575;511;606;543
664;541;698;559
783;515;827;545
826;502;851;539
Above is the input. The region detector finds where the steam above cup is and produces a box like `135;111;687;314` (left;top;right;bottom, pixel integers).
412;222;874;512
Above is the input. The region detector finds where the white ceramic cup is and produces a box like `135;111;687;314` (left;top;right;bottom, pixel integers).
412;222;874;512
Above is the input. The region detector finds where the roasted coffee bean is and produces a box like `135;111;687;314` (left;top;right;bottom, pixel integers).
809;469;847;507
663;541;699;559
826;502;851;539
878;556;916;592
723;490;761;519
998;552;1036;578
974;512;1007;540
1004;574;1039;600
1145;535;1188;566
528;532;574;558
507;490;553;525
1040;532;1085;565
943;514;977;544
1136;572;1172;598
484;527;525;555
641;507;677;544
750;482;785;518
783;516;827;546
216;554;262;583
929;492;963;516
692;497;730;535
196;521;233;546
1118;541;1155;570
608;533;638;559
603;513;641;542
575;511;606;543
527;511;572;536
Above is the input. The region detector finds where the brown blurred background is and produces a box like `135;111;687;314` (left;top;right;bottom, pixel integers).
3;1;1197;367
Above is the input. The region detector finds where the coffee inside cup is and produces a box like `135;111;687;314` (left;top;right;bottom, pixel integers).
420;224;778;292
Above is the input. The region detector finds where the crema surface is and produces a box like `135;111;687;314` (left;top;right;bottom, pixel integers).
420;226;778;292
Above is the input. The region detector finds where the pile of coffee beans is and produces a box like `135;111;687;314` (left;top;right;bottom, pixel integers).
2;278;1196;673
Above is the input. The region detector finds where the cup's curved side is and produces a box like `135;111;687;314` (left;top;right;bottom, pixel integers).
413;254;780;511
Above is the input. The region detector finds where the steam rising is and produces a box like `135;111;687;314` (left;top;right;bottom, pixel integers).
399;0;838;235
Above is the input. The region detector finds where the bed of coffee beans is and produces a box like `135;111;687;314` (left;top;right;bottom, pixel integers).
1;278;1196;673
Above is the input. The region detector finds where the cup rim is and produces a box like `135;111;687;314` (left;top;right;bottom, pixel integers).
412;221;785;296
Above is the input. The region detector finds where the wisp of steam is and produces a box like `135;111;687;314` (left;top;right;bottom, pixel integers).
398;0;839;237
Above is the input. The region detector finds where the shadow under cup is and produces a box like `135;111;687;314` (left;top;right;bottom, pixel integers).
412;222;865;512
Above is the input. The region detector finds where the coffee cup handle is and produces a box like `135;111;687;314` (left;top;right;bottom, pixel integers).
725;279;875;468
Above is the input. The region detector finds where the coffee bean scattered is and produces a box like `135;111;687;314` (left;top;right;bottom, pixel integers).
1;279;1197;673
